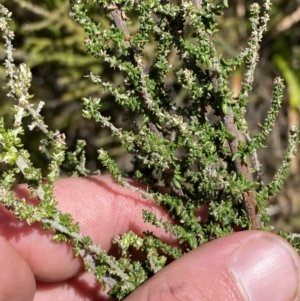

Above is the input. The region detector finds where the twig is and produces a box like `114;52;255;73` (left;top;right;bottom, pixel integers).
108;1;260;229
222;109;260;229
206;21;261;231
109;2;187;200
276;5;300;33
191;0;202;10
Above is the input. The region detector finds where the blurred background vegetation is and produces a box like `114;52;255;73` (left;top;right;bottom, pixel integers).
0;0;300;232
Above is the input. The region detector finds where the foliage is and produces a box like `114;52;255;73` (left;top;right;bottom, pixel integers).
0;1;299;300
0;0;124;173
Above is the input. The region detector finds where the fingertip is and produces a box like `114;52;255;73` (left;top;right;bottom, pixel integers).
0;203;83;282
229;231;300;301
125;231;300;301
0;235;35;301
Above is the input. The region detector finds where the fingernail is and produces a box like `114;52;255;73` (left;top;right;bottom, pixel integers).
229;235;299;301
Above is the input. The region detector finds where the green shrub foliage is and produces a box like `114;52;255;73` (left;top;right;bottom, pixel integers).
0;1;299;299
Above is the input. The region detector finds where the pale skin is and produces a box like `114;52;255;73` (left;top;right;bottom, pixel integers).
0;175;300;301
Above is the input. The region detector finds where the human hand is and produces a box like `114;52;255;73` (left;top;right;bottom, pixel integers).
0;175;299;301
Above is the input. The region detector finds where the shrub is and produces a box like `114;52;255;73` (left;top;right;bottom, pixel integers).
0;1;299;299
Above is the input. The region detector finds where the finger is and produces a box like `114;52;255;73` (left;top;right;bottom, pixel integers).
0;235;35;301
125;231;300;301
34;272;108;301
0;175;174;281
52;175;175;248
0;202;83;282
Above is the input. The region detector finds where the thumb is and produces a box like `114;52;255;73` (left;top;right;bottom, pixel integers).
125;231;300;301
